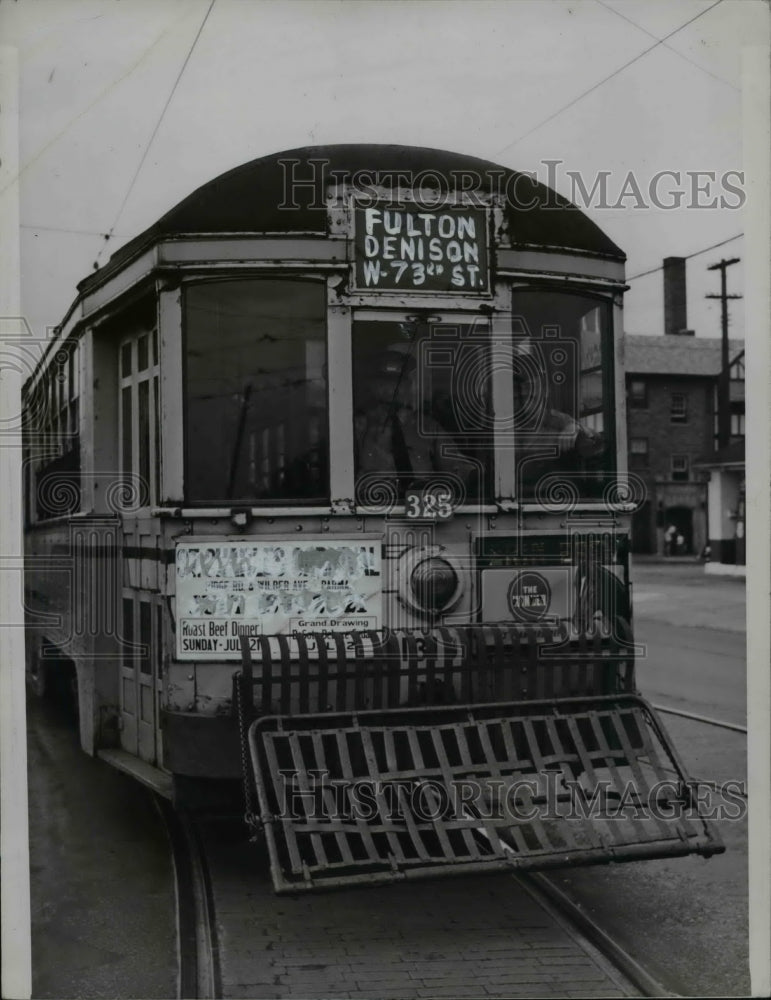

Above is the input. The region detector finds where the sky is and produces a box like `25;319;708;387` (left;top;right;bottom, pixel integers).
1;0;767;343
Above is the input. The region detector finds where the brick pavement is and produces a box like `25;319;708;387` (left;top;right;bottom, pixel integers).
199;821;639;999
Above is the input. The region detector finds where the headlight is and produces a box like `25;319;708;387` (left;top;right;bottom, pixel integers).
409;556;460;613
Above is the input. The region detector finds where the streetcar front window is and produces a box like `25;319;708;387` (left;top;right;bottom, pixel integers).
352;318;492;504
511;290;615;499
185;279;328;504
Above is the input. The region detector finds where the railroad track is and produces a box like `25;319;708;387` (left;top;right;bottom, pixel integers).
162;807;673;1000
156;801;221;1000
648;701;748;801
32;671;738;998
517;872;673;998
652;702;747;734
533;696;749;996
158;701;746;998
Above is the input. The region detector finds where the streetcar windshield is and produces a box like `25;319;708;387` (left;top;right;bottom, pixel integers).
184;282;613;506
352;295;614;505
185;279;328;504
353;318;493;504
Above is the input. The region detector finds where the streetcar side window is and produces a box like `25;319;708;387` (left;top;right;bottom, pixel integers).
184;279;328;504
26;339;81;521
119;329;161;506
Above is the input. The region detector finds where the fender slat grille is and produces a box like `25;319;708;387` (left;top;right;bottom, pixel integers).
234;626;635;719
248;695;724;893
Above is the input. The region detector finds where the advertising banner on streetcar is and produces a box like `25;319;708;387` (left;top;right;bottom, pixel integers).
175;538;382;660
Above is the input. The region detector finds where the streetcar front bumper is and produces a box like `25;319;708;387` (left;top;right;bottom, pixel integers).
163;623;632;779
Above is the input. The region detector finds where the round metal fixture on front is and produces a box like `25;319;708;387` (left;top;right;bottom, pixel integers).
397;547;464;615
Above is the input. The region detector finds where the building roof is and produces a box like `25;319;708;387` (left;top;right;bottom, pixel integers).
624;334;744;377
78;144;624;294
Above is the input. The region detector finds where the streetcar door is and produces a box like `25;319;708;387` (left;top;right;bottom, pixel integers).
120;594;160;764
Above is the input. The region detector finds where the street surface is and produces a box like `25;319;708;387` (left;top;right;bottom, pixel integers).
23;559;749;998
26;698;640;1000
550;560;748;997
200;817;639;1000
631;560;745;727
26;697;177;999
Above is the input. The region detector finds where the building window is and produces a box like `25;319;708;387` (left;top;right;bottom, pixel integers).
629;437;649;468
119;328;160;506
629;379;648;408
670;393;688;423
731;410;745;438
671;454;689;482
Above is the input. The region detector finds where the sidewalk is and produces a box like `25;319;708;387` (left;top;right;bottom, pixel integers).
633;553;746;578
633;554;701;563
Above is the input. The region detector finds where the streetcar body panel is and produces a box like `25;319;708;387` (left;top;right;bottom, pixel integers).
22;145;723;886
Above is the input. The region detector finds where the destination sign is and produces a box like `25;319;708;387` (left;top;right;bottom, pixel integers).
353;204;490;293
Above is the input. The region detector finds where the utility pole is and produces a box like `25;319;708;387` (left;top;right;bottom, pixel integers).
706;257;741;449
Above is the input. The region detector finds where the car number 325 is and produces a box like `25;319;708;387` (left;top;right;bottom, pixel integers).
405;490;454;520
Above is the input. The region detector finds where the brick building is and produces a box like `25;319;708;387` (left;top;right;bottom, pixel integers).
695;348;746;571
624;257;744;557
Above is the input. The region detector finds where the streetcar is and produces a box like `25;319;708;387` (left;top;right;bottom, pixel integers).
23;145;723;892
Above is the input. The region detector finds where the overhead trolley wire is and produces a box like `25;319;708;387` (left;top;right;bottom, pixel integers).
597;0;738;91
21;224;132;239
496;0;725;155
0;6;191;200
95;0;216;267
627;233;743;282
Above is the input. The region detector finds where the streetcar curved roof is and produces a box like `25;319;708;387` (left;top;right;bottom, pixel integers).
79;144;624;292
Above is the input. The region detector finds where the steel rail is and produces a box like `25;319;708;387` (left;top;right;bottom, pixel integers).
152;700;741;998
652;702;747;734
155;799;219;999
651;702;748;800
465;804;671;997
519;872;675;998
195;806;667;999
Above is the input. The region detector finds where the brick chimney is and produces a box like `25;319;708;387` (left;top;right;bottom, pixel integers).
663;256;694;335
